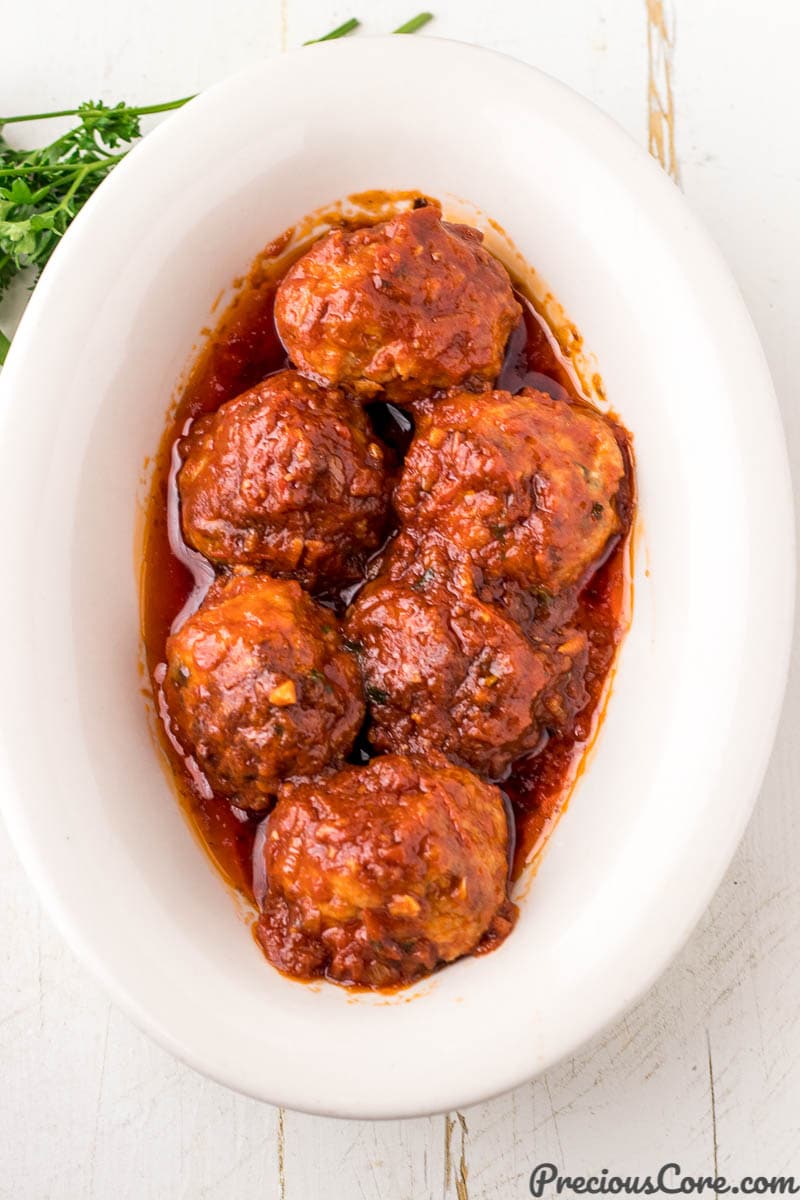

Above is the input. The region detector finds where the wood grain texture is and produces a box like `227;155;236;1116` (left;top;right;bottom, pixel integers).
646;0;681;183
1;1;799;1197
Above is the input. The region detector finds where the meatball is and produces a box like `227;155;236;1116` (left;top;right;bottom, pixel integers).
163;575;364;810
395;387;626;593
178;370;391;590
274;206;521;405
345;559;588;778
255;754;513;987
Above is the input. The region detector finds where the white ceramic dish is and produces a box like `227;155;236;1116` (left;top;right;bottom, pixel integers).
0;37;793;1119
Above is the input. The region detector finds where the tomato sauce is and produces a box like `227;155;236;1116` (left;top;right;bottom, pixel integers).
140;225;634;902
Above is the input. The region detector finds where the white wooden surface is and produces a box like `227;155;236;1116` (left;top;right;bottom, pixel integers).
1;2;799;1196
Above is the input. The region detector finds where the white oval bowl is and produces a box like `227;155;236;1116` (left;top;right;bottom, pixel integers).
0;36;793;1119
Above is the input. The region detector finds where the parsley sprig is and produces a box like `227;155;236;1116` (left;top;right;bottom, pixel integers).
0;99;191;349
0;12;433;364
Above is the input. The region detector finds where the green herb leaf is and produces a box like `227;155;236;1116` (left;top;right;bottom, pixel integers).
0;95;194;128
411;566;436;591
303;17;360;44
393;12;434;33
173;664;191;687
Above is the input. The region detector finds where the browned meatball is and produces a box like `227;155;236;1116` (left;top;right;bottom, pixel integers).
163;575;364;811
395;388;626;593
345;556;588;779
255;754;513;987
274;206;521;404
178;370;391;590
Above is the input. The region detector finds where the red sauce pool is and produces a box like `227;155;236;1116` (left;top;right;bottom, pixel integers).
141;223;634;902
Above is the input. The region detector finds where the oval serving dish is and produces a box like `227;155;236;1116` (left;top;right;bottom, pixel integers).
0;37;792;1117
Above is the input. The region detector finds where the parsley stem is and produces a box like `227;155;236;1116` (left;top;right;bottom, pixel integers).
303;17;360;44
21;155;123;212
0;328;9;366
0;156;125;180
393;11;433;33
0;97;194;126
111;97;195;116
59;164;91;208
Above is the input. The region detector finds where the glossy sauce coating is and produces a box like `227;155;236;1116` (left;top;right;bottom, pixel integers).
256;753;512;988
164;574;364;811
395;386;626;593
275;205;521;405
141;211;633;916
345;543;589;780
178;369;392;589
